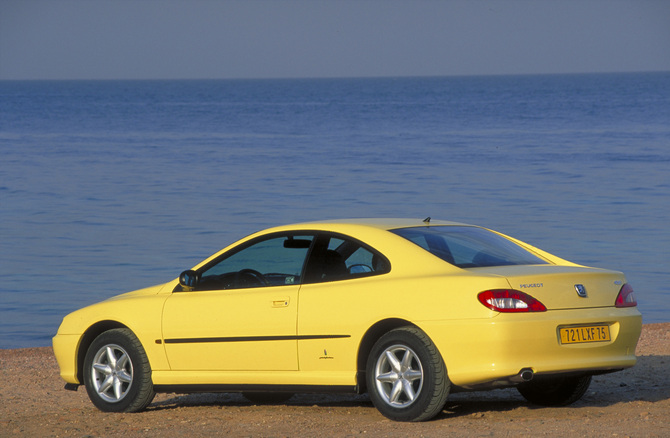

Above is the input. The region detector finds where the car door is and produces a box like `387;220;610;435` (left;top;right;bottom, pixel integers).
162;233;314;371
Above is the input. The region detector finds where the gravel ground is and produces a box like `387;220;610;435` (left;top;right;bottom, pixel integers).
1;323;668;437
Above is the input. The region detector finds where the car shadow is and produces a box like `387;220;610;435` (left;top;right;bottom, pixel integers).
581;354;670;405
148;355;669;416
148;392;374;412
437;354;670;420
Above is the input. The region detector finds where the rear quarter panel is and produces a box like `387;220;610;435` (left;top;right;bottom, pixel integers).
296;271;510;380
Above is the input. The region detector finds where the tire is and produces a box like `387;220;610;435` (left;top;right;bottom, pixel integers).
366;326;450;422
242;392;294;404
517;374;592;407
83;328;155;412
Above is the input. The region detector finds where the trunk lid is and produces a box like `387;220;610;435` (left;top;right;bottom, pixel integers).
467;265;625;310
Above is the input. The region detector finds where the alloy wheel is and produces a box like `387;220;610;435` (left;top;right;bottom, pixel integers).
373;344;424;407
90;344;134;403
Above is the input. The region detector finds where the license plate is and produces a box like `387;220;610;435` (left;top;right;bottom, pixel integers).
559;325;610;344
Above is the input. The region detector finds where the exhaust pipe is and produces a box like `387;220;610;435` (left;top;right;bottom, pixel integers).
519;368;534;381
511;367;534;383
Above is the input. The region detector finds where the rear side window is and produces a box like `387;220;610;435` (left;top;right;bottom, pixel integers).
391;226;548;268
303;234;391;283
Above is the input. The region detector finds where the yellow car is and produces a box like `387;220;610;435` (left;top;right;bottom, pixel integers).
53;218;642;422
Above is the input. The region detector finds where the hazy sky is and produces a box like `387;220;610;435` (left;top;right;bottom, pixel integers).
1;0;669;80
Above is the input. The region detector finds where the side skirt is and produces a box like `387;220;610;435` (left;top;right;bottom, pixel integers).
153;384;358;394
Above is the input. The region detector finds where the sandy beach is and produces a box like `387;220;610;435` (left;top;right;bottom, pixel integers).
1;323;668;437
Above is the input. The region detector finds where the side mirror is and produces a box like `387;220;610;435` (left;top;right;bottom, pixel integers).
179;270;201;290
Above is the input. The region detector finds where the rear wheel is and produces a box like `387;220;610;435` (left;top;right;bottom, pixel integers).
83;328;155;412
366;326;450;422
517;374;592;406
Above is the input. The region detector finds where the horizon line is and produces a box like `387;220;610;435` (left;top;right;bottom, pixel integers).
2;69;669;82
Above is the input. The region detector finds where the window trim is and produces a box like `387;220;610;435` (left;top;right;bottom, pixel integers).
180;230;393;291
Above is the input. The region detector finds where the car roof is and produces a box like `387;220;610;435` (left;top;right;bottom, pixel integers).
285;218;470;231
192;218;493;274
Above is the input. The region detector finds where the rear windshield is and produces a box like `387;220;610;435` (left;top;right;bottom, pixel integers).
391;226;548;268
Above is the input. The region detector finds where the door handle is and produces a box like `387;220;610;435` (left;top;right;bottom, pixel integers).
272;298;290;308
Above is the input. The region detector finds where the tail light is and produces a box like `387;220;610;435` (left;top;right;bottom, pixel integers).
478;289;547;313
615;284;637;308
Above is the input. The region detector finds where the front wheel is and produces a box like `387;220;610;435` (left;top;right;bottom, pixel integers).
83;328;155;412
517;374;592;406
366;326;450;422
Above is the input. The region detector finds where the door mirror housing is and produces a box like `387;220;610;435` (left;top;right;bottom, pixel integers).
179;270;201;291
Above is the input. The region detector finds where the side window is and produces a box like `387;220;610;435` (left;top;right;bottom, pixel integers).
197;235;314;290
304;234;390;283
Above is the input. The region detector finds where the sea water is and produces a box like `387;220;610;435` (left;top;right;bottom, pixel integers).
1;73;668;349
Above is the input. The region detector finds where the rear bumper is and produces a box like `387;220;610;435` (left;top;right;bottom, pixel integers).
420;307;642;389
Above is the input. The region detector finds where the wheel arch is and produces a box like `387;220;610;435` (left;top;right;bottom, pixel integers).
76;320;129;383
356;318;418;393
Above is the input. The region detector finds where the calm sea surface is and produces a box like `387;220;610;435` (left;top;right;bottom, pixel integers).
1;73;669;349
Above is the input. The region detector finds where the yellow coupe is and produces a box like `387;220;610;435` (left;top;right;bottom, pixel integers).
53;219;642;422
